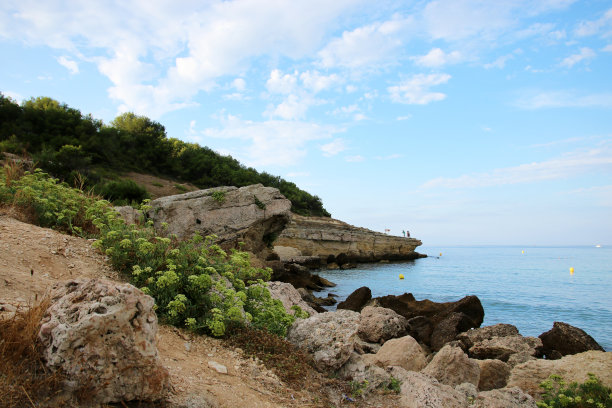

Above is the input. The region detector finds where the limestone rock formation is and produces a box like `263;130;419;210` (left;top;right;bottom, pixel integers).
421;345;480;387
265;281;317;316
358;306;408;343
456;323;519;350
38;279;169;404
337;286;372;312
336;352;391;391
468;335;542;364
539;321;604;359
146;184;292;255
274;214;424;264
389;368;467;408
507;350;612;399
371;335;428;372
286;310;360;371
471;387;537;408
477;359;511;391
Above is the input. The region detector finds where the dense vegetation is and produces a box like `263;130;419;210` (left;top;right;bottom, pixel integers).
0;163;302;337
0;93;330;216
538;373;612;408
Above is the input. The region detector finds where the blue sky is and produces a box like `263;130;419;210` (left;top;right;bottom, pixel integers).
1;0;611;246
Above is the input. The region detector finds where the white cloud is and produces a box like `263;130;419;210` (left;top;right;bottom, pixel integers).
484;54;514;69
560;47;596;68
422;145;612;189
320;138;347;156
397;115;412;121
1;0;360;117
57;56;79;74
300;70;342;93
603;44;612;52
264;93;318;120
388;73;451;105
232;77;246;91
516;90;612;109
201;114;342;166
412;48;462;67
317;15;413;69
266;69;298;94
574;7;612;37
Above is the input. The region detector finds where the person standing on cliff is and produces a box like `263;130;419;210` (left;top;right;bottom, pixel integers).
402;230;405;237
406;230;410;238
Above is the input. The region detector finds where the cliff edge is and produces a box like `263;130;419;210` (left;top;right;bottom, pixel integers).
274;214;424;265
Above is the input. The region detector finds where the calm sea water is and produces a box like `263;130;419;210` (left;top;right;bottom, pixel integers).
313;246;612;351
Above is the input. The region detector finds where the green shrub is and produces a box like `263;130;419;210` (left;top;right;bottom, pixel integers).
1;166;298;338
94;179;150;205
537;373;612;408
211;190;225;203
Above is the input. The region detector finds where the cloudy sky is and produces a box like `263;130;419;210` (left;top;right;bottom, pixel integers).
2;0;611;245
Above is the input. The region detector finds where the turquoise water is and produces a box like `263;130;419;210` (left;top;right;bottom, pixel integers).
313;246;612;351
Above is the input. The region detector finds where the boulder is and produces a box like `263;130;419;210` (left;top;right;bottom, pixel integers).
372;293;484;347
265;281;317;316
147;184;292;255
389;367;467;408
471;387;537;408
372;335;428;372
430;312;477;351
477;359;511;391
407;315;433;345
456;323;519;349
539;321;604;359
336;352;391;392
507;350;612;399
358;306;408;343
38;279;169;404
287;310;360;371
422;345;480;387
337;286;372;312
469;335;542;364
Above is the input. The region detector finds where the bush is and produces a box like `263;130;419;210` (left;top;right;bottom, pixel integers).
537;373;612;408
94;179;150;205
1;165;298;338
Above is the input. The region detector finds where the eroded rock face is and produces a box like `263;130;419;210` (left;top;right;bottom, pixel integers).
507;351;612;399
337;286;372;312
358;306;408;343
539;321;604;359
372;335;428;372
471;387;537;408
147;184;292;255
287;310;360;371
336;352;391;392
265;281;317;316
274;214;424;264
421;345;480;387
38;279;169;404
456;324;520;350
430;312;477;351
477;359;511;391
389;368;467;408
469;335;542;364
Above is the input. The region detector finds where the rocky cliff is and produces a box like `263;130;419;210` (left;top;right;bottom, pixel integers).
274;214;424;265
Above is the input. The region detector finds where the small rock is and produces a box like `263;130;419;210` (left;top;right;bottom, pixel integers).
208;361;228;374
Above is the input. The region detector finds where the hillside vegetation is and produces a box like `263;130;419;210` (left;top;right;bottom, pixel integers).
0;93;330;217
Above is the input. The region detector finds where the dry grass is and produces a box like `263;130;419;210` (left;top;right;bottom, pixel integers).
0;299;67;408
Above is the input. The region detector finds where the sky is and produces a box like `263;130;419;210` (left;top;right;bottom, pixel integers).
1;0;611;246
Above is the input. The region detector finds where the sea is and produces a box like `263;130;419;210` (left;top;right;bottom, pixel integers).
313;245;612;351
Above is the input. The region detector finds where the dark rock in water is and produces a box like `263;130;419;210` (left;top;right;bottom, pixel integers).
273;263;330;291
336;253;349;266
373;293;484;348
313;294;337;307
313;275;336;288
297;288;327;313
430;312;478;351
539;322;604;359
337;286;372;312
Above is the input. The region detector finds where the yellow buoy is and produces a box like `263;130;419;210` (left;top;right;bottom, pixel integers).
399;274;404;279
570;267;574;274
522;250;525;254
439;252;442;257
